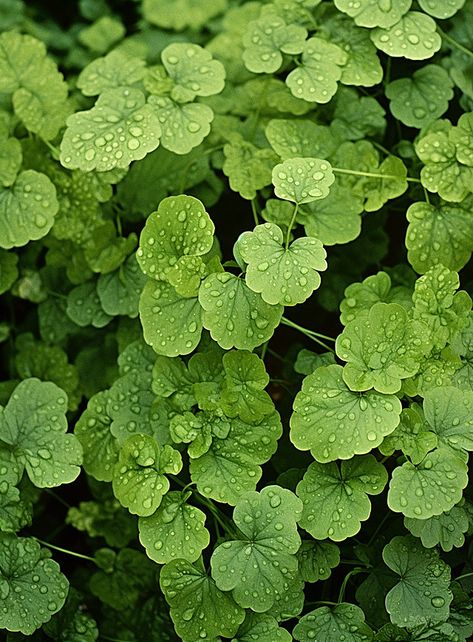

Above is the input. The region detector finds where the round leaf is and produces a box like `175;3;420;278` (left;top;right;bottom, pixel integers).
294;603;373;642
334;0;411;28
371;12;441;60
162;42;225;101
418;0;465;19
272;157;335;204
404;505;469;552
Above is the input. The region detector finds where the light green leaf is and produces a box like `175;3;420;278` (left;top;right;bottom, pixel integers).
371;12;441;60
286;37;347;103
0;32;69;140
162;42;225;102
74;391;119;482
0;136;22;187
418;0;465;19
77;50;146;95
112;434;182;516
406;199;473;273
386;65;454;129
190;412;282;504
167;255;210;298
272;157;334;204
331;87;386;141
170;411;228;458
242;9;307;73
334;0;411;28
0;170;58;250
423;386;473;453
148;96;213;154
223;137;278;200
383;535;452;628
97;253;147;318
404;504;469;552
238;222;327;306
137;195;214;281
361;156;408;212
78;16;125;53
143;0;227;30
66;282;112;329
450;111;473;166
60;88;162;172
336;303;430;394
139;490;209;564
388;447;468;518
0;378;82;488
211;486;302;611
140;280;203;357
160;558;245;642
0;534;69;635
294;603;374;642
291;364;401;462
379;404;438;465
298;183;363;246
233;613;292;642
266;118;337;160
296;455;388;541
199;272;282;350
297;540;340;583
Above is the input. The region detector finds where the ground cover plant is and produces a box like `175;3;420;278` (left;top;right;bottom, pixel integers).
1;0;473;639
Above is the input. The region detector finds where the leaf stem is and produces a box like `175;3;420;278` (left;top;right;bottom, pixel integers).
281;316;336;353
337;568;366;603
251;198;259;226
455;571;473;582
33;537;98;565
331;166;420;183
437;26;473;59
285;202;299;250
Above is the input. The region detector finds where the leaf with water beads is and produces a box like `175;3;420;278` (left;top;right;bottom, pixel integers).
296;455;388;541
0;378;82;488
296;540;340;583
383;535;452;628
371;12;441;60
66;282;113;329
387;447;468;519
334;0;411;29
199;272;283;351
0;170;58;250
0;533;69;635
272;157;335;205
143;0;227;31
290;364;402;463
211;485;302;612
112;434;182;516
77;50;146;96
423;386;473;453
294;603;373;641
160;558;245;642
404;504;469;552
418;0;465;19
223;137;278;200
234;612;292;641
138;490;210;564
266;118;338;161
379;404;438;466
286;37;347;103
60;87;162;172
97;253;147;318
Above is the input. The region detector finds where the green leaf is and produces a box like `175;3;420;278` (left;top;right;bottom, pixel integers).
291;364;402;462
139;490;209;564
297;540;340;583
296;455;388;541
0;250;18;295
371;12;441;60
137;195;214;282
223;137;278;200
383;535;452;628
78;16;125;53
160;558;245;642
336;303;430;394
418;0;465;19
190;412;282;504
97;254;147;318
334;0;411;28
406;199;473;273
60;88;162;172
293;603;374;642
386;65;454;129
0;378;82;488
112;434;182;516
331;87;386;141
242;9;307;73
143;0;227;30
66;282;112;329
423;386;473;453
211;485;302;611
0;170;58;250
449;111;473;166
140;280;202;357
266;118;338;160
0;136;22;187
286;37;347;103
363;156;409;212
162;42;225;102
199;272;282;351
379;404;438;465
0;533;69;635
77;50;146;96
272;158;335;204
387;447;468;518
0;32;69;140
404;504;469;552
238;222;327;306
67;500;137;548
233;613;292;642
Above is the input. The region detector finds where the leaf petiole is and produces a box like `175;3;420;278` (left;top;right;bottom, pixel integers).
32;537;98;565
331;166;421;183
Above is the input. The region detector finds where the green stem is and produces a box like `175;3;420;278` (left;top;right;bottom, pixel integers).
423;186;431;205
281;316;335;352
455;571;473;582
251;199;259;226
367;510;390;546
43;488;71;509
331;166;421;183
285;202;299;250
281;316;336;343
260;340;269;361
305;600;338;608
438;27;473;59
33;538;98;565
338;568;365;603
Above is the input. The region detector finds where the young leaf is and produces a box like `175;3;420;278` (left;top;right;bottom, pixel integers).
0;533;69;635
199;272;283;350
418;0;465;19
143;0;227;30
223;137;278;200
404;504;469;552
272;157;335;204
383;535;452;628
297;540;340;583
77;50;146;96
139;490;209;564
266;118;338;160
296;455;388;541
334;0;411;28
371;12;441;60
238;222;327;306
290;364;402;462
160;558;245;642
233;613;292;642
379;404;438;465
423;386;473;453
66;282;113;329
293;603;374;642
210;485;302;611
97;253;147;318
